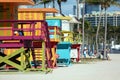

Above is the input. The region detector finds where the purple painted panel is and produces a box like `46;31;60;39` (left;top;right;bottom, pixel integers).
0;43;24;48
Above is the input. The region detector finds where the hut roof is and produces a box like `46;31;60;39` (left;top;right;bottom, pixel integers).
18;8;58;13
46;16;71;20
69;17;81;24
0;0;34;5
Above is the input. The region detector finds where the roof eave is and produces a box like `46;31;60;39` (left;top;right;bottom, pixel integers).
0;0;35;5
18;8;58;13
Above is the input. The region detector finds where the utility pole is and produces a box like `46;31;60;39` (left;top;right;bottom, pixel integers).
76;0;83;58
76;0;80;31
82;0;85;55
76;0;85;57
76;0;80;20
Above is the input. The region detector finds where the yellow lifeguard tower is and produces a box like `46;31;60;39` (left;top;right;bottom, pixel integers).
18;8;58;68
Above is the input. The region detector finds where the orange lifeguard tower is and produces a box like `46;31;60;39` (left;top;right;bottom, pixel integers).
0;0;34;36
18;8;58;68
0;0;35;71
0;0;56;72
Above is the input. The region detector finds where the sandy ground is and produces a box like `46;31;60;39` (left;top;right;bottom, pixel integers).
0;54;120;80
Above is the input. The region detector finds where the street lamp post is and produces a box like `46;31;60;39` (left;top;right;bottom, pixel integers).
76;0;85;57
82;0;85;56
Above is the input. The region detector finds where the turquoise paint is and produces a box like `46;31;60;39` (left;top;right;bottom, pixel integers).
49;35;59;39
56;42;71;66
46;19;61;27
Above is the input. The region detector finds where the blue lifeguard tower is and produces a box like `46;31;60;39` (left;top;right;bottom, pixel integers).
46;16;72;67
56;42;71;66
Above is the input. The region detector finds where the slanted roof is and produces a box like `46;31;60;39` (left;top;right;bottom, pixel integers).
18;8;58;13
0;0;34;5
69;17;81;24
61;30;73;33
46;16;71;20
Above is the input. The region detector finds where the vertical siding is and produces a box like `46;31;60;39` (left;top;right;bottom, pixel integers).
18;10;45;36
0;3;18;36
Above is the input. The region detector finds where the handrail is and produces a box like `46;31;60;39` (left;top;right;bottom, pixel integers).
0;20;51;48
0;20;45;22
0;20;47;40
0;20;53;68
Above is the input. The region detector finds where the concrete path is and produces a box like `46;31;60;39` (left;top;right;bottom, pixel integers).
0;54;120;80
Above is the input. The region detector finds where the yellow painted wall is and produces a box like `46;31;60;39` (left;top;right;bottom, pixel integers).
62;31;74;43
18;11;44;20
18;9;45;36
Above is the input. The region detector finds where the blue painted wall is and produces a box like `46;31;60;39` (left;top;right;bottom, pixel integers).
46;19;61;27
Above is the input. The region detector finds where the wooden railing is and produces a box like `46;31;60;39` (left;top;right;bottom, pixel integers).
0;20;47;40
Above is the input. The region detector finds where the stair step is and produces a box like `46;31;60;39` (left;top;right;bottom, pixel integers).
35;56;42;58
34;51;42;53
34;53;42;56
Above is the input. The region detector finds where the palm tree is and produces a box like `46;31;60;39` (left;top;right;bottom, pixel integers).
79;18;97;55
33;0;68;16
100;0;120;59
57;0;67;16
85;0;120;59
33;0;38;3
33;0;52;8
112;26;120;44
41;0;53;8
83;0;103;58
52;0;55;8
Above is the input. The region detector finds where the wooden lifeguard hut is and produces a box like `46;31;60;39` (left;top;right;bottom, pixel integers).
46;16;71;43
0;0;55;72
18;8;58;68
61;16;81;63
46;16;81;64
46;16;73;66
46;19;61;68
0;0;34;36
0;0;35;71
68;16;81;62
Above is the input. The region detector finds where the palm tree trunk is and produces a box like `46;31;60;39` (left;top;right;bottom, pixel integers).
57;1;64;16
82;2;85;56
96;8;102;57
44;3;46;8
53;0;55;8
60;5;62;15
52;0;55;16
103;7;107;59
58;3;62;15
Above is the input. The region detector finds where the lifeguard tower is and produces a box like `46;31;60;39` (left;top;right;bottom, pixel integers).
46;16;72;66
61;16;81;62
0;0;57;72
46;19;61;68
18;8;58;68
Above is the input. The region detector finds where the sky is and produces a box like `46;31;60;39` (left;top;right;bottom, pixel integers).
28;0;120;15
61;0;120;15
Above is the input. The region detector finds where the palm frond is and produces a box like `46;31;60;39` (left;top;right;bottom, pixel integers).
37;0;52;4
111;1;120;7
33;0;52;4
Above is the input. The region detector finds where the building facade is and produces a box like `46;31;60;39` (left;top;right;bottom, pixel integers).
85;3;100;14
85;11;120;27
